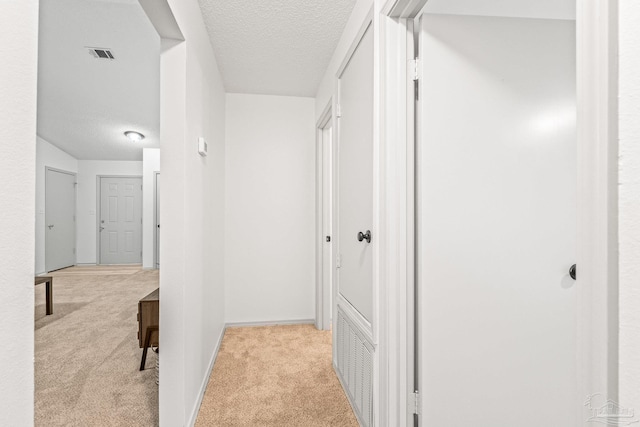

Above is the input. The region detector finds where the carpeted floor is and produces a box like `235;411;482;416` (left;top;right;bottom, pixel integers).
35;265;159;427
195;325;359;427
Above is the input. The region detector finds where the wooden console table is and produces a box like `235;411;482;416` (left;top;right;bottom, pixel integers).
34;276;53;315
138;288;159;371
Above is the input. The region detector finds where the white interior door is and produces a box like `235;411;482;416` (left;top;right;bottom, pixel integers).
334;20;376;427
417;14;577;426
45;168;76;272
99;176;143;265
155;172;160;269
322;124;333;328
337;23;374;323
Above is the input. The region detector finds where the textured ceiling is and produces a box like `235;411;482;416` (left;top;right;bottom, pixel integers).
198;0;357;97
37;0;160;161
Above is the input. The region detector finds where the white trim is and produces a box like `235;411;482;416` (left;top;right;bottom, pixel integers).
576;0;619;418
337;296;374;344
337;7;375;79
225;319;315;328
379;9;417;426
316;100;333;331
316;122;323;331
383;0;425;18
153;171;160;270
316;99;332;129
186;327;225;427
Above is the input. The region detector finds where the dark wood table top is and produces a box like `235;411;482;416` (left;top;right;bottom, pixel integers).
34;276;53;285
140;287;159;302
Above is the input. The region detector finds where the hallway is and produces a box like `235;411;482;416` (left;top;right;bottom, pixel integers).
2;0;638;426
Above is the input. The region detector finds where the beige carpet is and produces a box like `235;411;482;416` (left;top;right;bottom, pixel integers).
195;325;359;427
35;265;159;427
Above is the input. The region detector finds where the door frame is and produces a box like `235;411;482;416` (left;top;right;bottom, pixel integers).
45;166;77;272
315;100;333;331
154;171;160;269
381;0;619;425
96;174;143;265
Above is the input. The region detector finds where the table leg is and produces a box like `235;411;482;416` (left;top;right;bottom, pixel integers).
140;326;158;371
45;279;53;315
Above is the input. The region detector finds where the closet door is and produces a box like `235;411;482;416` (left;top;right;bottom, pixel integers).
336;23;374;323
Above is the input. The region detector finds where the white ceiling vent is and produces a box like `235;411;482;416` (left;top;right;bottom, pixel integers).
87;47;115;60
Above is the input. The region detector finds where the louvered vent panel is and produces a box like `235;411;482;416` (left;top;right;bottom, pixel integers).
337;315;344;375
349;328;357;396
86;47;115;60
362;346;372;426
335;306;373;427
355;340;364;414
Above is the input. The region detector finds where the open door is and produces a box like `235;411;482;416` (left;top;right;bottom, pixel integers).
45;168;76;272
416;11;577;426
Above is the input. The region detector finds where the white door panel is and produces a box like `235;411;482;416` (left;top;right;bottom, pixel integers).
45;168;76;272
418;14;576;426
337;23;374;323
99;177;142;264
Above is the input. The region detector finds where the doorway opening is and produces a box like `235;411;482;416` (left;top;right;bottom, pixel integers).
34;0;162;424
154;171;160;269
382;0;618;424
316;101;334;332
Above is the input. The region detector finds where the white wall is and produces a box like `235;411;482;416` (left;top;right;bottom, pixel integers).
35;136;79;274
0;1;38;425
76;160;143;264
225;93;316;323
619;0;640;416
151;1;227;425
143;148;160;269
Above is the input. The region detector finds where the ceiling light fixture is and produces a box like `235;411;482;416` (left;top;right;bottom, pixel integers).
124;131;145;142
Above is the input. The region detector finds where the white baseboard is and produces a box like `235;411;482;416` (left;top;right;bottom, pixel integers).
225;319;315;328
186;327;225;427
